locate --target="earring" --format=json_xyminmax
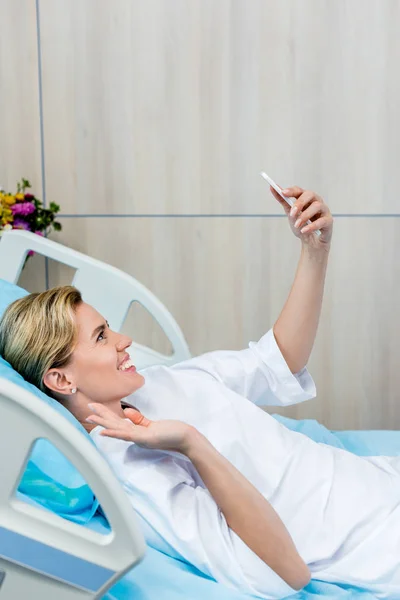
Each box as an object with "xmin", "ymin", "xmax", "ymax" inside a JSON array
[{"xmin": 71, "ymin": 388, "xmax": 77, "ymax": 394}]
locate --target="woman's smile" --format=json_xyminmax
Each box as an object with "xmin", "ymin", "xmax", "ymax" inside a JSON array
[{"xmin": 118, "ymin": 355, "xmax": 137, "ymax": 373}]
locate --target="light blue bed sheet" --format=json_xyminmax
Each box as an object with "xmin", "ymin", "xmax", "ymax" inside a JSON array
[{"xmin": 98, "ymin": 414, "xmax": 400, "ymax": 600}]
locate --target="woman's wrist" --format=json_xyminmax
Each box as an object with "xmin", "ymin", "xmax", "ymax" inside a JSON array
[
  {"xmin": 180, "ymin": 426, "xmax": 208, "ymax": 456},
  {"xmin": 301, "ymin": 239, "xmax": 331, "ymax": 264}
]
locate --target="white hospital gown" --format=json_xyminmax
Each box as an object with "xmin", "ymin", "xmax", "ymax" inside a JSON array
[{"xmin": 90, "ymin": 329, "xmax": 400, "ymax": 599}]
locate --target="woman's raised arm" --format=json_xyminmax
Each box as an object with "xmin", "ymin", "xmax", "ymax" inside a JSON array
[{"xmin": 271, "ymin": 185, "xmax": 333, "ymax": 373}]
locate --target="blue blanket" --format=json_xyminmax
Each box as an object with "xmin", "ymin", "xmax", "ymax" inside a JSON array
[{"xmin": 98, "ymin": 413, "xmax": 399, "ymax": 600}]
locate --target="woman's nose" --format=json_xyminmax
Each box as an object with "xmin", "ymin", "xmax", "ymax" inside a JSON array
[{"xmin": 116, "ymin": 333, "xmax": 132, "ymax": 351}]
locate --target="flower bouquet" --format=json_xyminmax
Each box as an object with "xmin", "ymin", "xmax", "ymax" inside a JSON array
[{"xmin": 0, "ymin": 178, "xmax": 62, "ymax": 262}]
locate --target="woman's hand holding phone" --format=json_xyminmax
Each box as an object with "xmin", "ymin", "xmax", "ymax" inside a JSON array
[{"xmin": 260, "ymin": 172, "xmax": 333, "ymax": 250}]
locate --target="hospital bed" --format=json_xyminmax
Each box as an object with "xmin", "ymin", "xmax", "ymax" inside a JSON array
[{"xmin": 0, "ymin": 229, "xmax": 398, "ymax": 600}]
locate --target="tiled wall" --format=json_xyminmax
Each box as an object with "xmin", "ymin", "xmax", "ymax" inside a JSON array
[{"xmin": 2, "ymin": 0, "xmax": 400, "ymax": 429}]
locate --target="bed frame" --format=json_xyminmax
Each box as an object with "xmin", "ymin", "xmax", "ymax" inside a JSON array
[
  {"xmin": 0, "ymin": 229, "xmax": 191, "ymax": 370},
  {"xmin": 0, "ymin": 229, "xmax": 191, "ymax": 599}
]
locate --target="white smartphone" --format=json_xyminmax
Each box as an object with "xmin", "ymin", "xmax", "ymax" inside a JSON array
[{"xmin": 259, "ymin": 171, "xmax": 321, "ymax": 237}]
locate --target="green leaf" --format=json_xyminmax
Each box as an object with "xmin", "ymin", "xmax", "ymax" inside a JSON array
[
  {"xmin": 53, "ymin": 221, "xmax": 62, "ymax": 231},
  {"xmin": 49, "ymin": 202, "xmax": 60, "ymax": 213}
]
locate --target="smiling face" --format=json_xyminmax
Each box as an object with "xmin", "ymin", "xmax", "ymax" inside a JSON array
[{"xmin": 44, "ymin": 302, "xmax": 145, "ymax": 405}]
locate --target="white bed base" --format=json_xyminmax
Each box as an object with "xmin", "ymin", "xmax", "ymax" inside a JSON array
[{"xmin": 0, "ymin": 230, "xmax": 192, "ymax": 598}]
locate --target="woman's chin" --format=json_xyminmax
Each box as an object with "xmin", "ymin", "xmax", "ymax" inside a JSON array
[{"xmin": 121, "ymin": 372, "xmax": 145, "ymax": 395}]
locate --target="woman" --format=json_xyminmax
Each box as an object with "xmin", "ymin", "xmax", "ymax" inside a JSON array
[{"xmin": 1, "ymin": 186, "xmax": 399, "ymax": 600}]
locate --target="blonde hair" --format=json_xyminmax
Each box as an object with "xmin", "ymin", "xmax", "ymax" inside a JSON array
[{"xmin": 0, "ymin": 286, "xmax": 82, "ymax": 395}]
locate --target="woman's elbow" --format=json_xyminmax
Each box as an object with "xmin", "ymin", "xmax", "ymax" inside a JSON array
[{"xmin": 289, "ymin": 566, "xmax": 311, "ymax": 591}]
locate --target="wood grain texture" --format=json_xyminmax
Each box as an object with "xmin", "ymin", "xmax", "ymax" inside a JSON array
[
  {"xmin": 0, "ymin": 0, "xmax": 42, "ymax": 195},
  {"xmin": 17, "ymin": 253, "xmax": 46, "ymax": 293},
  {"xmin": 38, "ymin": 0, "xmax": 400, "ymax": 215},
  {"xmin": 0, "ymin": 0, "xmax": 45, "ymax": 293},
  {"xmin": 48, "ymin": 216, "xmax": 400, "ymax": 430}
]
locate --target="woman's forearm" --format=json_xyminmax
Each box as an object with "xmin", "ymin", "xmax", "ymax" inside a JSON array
[
  {"xmin": 183, "ymin": 428, "xmax": 311, "ymax": 591},
  {"xmin": 273, "ymin": 243, "xmax": 330, "ymax": 373}
]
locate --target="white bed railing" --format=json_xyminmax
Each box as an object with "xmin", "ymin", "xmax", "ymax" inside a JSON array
[
  {"xmin": 0, "ymin": 377, "xmax": 146, "ymax": 599},
  {"xmin": 0, "ymin": 230, "xmax": 192, "ymax": 597},
  {"xmin": 0, "ymin": 230, "xmax": 191, "ymax": 370}
]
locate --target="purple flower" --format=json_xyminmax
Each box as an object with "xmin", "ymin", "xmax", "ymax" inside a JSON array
[
  {"xmin": 13, "ymin": 218, "xmax": 32, "ymax": 231},
  {"xmin": 11, "ymin": 201, "xmax": 36, "ymax": 216}
]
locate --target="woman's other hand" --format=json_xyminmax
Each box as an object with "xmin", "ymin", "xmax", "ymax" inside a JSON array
[
  {"xmin": 270, "ymin": 185, "xmax": 333, "ymax": 251},
  {"xmin": 86, "ymin": 403, "xmax": 194, "ymax": 452}
]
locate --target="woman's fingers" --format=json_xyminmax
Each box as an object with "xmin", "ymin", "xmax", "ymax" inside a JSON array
[
  {"xmin": 86, "ymin": 413, "xmax": 119, "ymax": 428},
  {"xmin": 289, "ymin": 190, "xmax": 315, "ymax": 215},
  {"xmin": 86, "ymin": 414, "xmax": 102, "ymax": 425},
  {"xmin": 124, "ymin": 408, "xmax": 152, "ymax": 427},
  {"xmin": 86, "ymin": 404, "xmax": 116, "ymax": 426},
  {"xmin": 100, "ymin": 429, "xmax": 119, "ymax": 437},
  {"xmin": 86, "ymin": 403, "xmax": 153, "ymax": 437},
  {"xmin": 281, "ymin": 186, "xmax": 304, "ymax": 199},
  {"xmin": 293, "ymin": 200, "xmax": 325, "ymax": 230},
  {"xmin": 100, "ymin": 428, "xmax": 132, "ymax": 440},
  {"xmin": 272, "ymin": 185, "xmax": 333, "ymax": 245},
  {"xmin": 299, "ymin": 216, "xmax": 330, "ymax": 235}
]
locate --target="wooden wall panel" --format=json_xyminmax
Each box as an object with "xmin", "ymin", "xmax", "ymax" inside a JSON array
[
  {"xmin": 39, "ymin": 0, "xmax": 400, "ymax": 215},
  {"xmin": 48, "ymin": 216, "xmax": 400, "ymax": 430},
  {"xmin": 0, "ymin": 0, "xmax": 45, "ymax": 292},
  {"xmin": 0, "ymin": 0, "xmax": 42, "ymax": 194}
]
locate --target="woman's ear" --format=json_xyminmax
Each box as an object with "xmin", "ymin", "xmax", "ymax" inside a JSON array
[{"xmin": 43, "ymin": 369, "xmax": 74, "ymax": 396}]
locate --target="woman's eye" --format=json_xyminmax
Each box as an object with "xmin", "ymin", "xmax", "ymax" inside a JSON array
[{"xmin": 97, "ymin": 329, "xmax": 106, "ymax": 342}]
